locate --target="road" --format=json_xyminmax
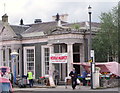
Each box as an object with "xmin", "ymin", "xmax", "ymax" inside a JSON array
[{"xmin": 13, "ymin": 86, "xmax": 119, "ymax": 93}]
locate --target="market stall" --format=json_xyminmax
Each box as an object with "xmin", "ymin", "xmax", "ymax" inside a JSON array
[
  {"xmin": 0, "ymin": 66, "xmax": 10, "ymax": 77},
  {"xmin": 72, "ymin": 62, "xmax": 120, "ymax": 87},
  {"xmin": 72, "ymin": 62, "xmax": 120, "ymax": 77}
]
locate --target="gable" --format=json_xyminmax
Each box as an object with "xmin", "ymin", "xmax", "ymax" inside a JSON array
[{"xmin": 0, "ymin": 22, "xmax": 16, "ymax": 40}]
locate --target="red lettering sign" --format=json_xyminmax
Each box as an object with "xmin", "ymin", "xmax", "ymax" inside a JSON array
[{"xmin": 50, "ymin": 53, "xmax": 68, "ymax": 63}]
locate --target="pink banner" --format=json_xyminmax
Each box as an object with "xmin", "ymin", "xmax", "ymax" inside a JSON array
[{"xmin": 50, "ymin": 53, "xmax": 68, "ymax": 63}]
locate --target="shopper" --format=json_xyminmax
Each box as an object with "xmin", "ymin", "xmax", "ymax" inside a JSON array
[{"xmin": 69, "ymin": 68, "xmax": 78, "ymax": 90}]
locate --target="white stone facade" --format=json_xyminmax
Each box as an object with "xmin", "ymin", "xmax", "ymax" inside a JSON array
[{"xmin": 0, "ymin": 14, "xmax": 100, "ymax": 80}]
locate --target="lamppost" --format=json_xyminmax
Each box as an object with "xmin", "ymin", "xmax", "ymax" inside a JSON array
[
  {"xmin": 88, "ymin": 5, "xmax": 92, "ymax": 56},
  {"xmin": 88, "ymin": 5, "xmax": 94, "ymax": 89},
  {"xmin": 11, "ymin": 50, "xmax": 18, "ymax": 84}
]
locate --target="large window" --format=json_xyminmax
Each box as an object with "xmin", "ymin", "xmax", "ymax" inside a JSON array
[
  {"xmin": 44, "ymin": 48, "xmax": 49, "ymax": 74},
  {"xmin": 54, "ymin": 43, "xmax": 67, "ymax": 53},
  {"xmin": 26, "ymin": 49, "xmax": 34, "ymax": 74},
  {"xmin": 3, "ymin": 50, "xmax": 5, "ymax": 61},
  {"xmin": 2, "ymin": 49, "xmax": 6, "ymax": 66},
  {"xmin": 9, "ymin": 49, "xmax": 11, "ymax": 60},
  {"xmin": 24, "ymin": 47, "xmax": 35, "ymax": 77},
  {"xmin": 73, "ymin": 43, "xmax": 80, "ymax": 62},
  {"xmin": 9, "ymin": 49, "xmax": 12, "ymax": 69}
]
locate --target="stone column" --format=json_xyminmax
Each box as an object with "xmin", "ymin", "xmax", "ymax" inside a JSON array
[
  {"xmin": 67, "ymin": 43, "xmax": 73, "ymax": 77},
  {"xmin": 16, "ymin": 49, "xmax": 19, "ymax": 76},
  {"xmin": 18, "ymin": 48, "xmax": 22, "ymax": 76},
  {"xmin": 48, "ymin": 44, "xmax": 54, "ymax": 76},
  {"xmin": 11, "ymin": 49, "xmax": 15, "ymax": 75},
  {"xmin": 0, "ymin": 47, "xmax": 3, "ymax": 66},
  {"xmin": 80, "ymin": 44, "xmax": 85, "ymax": 62},
  {"xmin": 5, "ymin": 47, "xmax": 9, "ymax": 66}
]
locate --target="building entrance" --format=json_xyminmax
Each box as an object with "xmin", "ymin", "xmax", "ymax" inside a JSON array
[
  {"xmin": 73, "ymin": 43, "xmax": 81, "ymax": 74},
  {"xmin": 54, "ymin": 63, "xmax": 67, "ymax": 81}
]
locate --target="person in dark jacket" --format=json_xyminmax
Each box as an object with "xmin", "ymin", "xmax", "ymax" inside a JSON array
[{"xmin": 69, "ymin": 68, "xmax": 78, "ymax": 90}]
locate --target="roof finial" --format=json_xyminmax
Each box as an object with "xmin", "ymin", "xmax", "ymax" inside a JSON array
[
  {"xmin": 56, "ymin": 13, "xmax": 60, "ymax": 21},
  {"xmin": 20, "ymin": 19, "xmax": 24, "ymax": 25}
]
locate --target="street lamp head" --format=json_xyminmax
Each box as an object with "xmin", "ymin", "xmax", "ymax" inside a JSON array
[
  {"xmin": 11, "ymin": 50, "xmax": 18, "ymax": 56},
  {"xmin": 88, "ymin": 5, "xmax": 92, "ymax": 14}
]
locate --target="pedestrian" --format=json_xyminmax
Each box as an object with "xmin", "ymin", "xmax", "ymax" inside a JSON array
[
  {"xmin": 69, "ymin": 68, "xmax": 78, "ymax": 90},
  {"xmin": 27, "ymin": 70, "xmax": 33, "ymax": 87},
  {"xmin": 81, "ymin": 70, "xmax": 88, "ymax": 86},
  {"xmin": 53, "ymin": 70, "xmax": 59, "ymax": 85}
]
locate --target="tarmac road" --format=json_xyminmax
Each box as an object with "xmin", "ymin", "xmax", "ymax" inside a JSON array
[{"xmin": 13, "ymin": 86, "xmax": 119, "ymax": 93}]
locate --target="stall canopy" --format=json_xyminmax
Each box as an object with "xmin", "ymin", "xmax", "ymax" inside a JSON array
[
  {"xmin": 72, "ymin": 62, "xmax": 120, "ymax": 76},
  {"xmin": 0, "ymin": 66, "xmax": 10, "ymax": 76}
]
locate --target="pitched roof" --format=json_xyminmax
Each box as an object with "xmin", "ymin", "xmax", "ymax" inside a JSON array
[
  {"xmin": 20, "ymin": 21, "xmax": 100, "ymax": 38},
  {"xmin": 10, "ymin": 25, "xmax": 29, "ymax": 35},
  {"xmin": 22, "ymin": 21, "xmax": 67, "ymax": 34}
]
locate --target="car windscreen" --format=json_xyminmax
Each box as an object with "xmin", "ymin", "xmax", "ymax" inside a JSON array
[{"xmin": 0, "ymin": 82, "xmax": 12, "ymax": 92}]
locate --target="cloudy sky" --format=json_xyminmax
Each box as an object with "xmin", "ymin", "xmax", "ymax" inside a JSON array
[{"xmin": 0, "ymin": 0, "xmax": 118, "ymax": 25}]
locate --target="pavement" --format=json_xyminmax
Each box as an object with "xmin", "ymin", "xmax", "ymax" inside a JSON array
[{"xmin": 13, "ymin": 84, "xmax": 119, "ymax": 92}]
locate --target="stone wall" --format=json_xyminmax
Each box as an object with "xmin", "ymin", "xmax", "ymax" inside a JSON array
[{"xmin": 100, "ymin": 79, "xmax": 120, "ymax": 88}]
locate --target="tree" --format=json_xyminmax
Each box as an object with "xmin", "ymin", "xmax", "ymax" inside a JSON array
[
  {"xmin": 72, "ymin": 23, "xmax": 80, "ymax": 30},
  {"xmin": 118, "ymin": 2, "xmax": 120, "ymax": 63},
  {"xmin": 92, "ymin": 5, "xmax": 118, "ymax": 62}
]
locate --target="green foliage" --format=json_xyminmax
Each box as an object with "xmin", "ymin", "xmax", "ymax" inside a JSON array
[
  {"xmin": 72, "ymin": 23, "xmax": 80, "ymax": 30},
  {"xmin": 93, "ymin": 6, "xmax": 118, "ymax": 62},
  {"xmin": 118, "ymin": 2, "xmax": 120, "ymax": 63}
]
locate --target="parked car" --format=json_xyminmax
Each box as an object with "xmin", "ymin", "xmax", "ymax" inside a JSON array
[{"xmin": 0, "ymin": 77, "xmax": 13, "ymax": 93}]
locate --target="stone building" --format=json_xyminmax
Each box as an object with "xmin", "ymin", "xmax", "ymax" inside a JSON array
[{"xmin": 0, "ymin": 13, "xmax": 100, "ymax": 80}]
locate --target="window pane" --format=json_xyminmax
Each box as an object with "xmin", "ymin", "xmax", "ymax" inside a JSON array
[
  {"xmin": 54, "ymin": 45, "xmax": 59, "ymax": 53},
  {"xmin": 26, "ymin": 49, "xmax": 34, "ymax": 74},
  {"xmin": 44, "ymin": 48, "xmax": 49, "ymax": 74},
  {"xmin": 3, "ymin": 50, "xmax": 5, "ymax": 61},
  {"xmin": 54, "ymin": 44, "xmax": 67, "ymax": 53}
]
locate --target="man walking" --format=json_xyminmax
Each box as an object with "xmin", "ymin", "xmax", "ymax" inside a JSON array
[
  {"xmin": 27, "ymin": 70, "xmax": 33, "ymax": 87},
  {"xmin": 69, "ymin": 68, "xmax": 78, "ymax": 90}
]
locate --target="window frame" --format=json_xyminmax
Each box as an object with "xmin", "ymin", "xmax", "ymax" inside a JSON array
[
  {"xmin": 41, "ymin": 45, "xmax": 50, "ymax": 76},
  {"xmin": 24, "ymin": 46, "xmax": 35, "ymax": 78}
]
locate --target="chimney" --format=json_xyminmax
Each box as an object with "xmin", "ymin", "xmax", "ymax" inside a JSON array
[
  {"xmin": 34, "ymin": 19, "xmax": 42, "ymax": 23},
  {"xmin": 2, "ymin": 14, "xmax": 8, "ymax": 23},
  {"xmin": 52, "ymin": 14, "xmax": 68, "ymax": 22},
  {"xmin": 20, "ymin": 19, "xmax": 24, "ymax": 25},
  {"xmin": 55, "ymin": 13, "xmax": 61, "ymax": 27}
]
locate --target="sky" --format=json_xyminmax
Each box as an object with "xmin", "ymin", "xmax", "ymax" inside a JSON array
[{"xmin": 0, "ymin": 0, "xmax": 119, "ymax": 25}]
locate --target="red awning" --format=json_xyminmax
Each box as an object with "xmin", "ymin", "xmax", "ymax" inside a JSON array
[{"xmin": 72, "ymin": 62, "xmax": 120, "ymax": 76}]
